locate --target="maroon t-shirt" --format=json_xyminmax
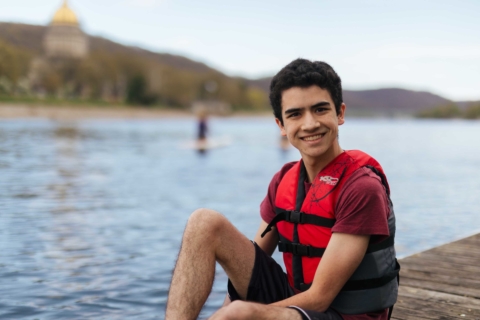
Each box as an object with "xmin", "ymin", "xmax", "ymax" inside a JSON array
[{"xmin": 260, "ymin": 161, "xmax": 391, "ymax": 320}]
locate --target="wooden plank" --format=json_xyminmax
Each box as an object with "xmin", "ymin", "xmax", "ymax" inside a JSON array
[
  {"xmin": 399, "ymin": 262, "xmax": 480, "ymax": 276},
  {"xmin": 392, "ymin": 290, "xmax": 480, "ymax": 319},
  {"xmin": 399, "ymin": 277, "xmax": 480, "ymax": 299},
  {"xmin": 399, "ymin": 262, "xmax": 480, "ymax": 280},
  {"xmin": 392, "ymin": 233, "xmax": 480, "ymax": 320},
  {"xmin": 398, "ymin": 286, "xmax": 480, "ymax": 309},
  {"xmin": 400, "ymin": 269, "xmax": 480, "ymax": 290},
  {"xmin": 400, "ymin": 259, "xmax": 480, "ymax": 273},
  {"xmin": 413, "ymin": 251, "xmax": 480, "ymax": 266},
  {"xmin": 393, "ymin": 295, "xmax": 479, "ymax": 319},
  {"xmin": 422, "ymin": 251, "xmax": 480, "ymax": 261}
]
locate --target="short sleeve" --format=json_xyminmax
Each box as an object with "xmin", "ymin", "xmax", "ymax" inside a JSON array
[
  {"xmin": 332, "ymin": 167, "xmax": 390, "ymax": 240},
  {"xmin": 260, "ymin": 162, "xmax": 297, "ymax": 223}
]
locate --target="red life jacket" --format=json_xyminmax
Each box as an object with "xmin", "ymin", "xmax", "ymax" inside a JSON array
[{"xmin": 262, "ymin": 150, "xmax": 399, "ymax": 314}]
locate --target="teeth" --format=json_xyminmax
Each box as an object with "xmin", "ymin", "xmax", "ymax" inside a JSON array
[{"xmin": 303, "ymin": 134, "xmax": 323, "ymax": 141}]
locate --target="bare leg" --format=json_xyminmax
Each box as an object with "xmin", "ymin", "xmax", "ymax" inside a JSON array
[
  {"xmin": 208, "ymin": 301, "xmax": 303, "ymax": 320},
  {"xmin": 165, "ymin": 209, "xmax": 256, "ymax": 320}
]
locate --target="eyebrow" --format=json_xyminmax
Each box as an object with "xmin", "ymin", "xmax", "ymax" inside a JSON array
[{"xmin": 284, "ymin": 101, "xmax": 331, "ymax": 115}]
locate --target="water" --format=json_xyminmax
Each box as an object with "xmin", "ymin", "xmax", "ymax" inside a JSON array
[{"xmin": 1, "ymin": 117, "xmax": 479, "ymax": 319}]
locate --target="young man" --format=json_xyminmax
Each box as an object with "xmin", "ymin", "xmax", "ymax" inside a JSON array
[{"xmin": 166, "ymin": 59, "xmax": 399, "ymax": 320}]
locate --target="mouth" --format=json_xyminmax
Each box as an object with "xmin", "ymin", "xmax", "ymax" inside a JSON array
[{"xmin": 301, "ymin": 133, "xmax": 326, "ymax": 141}]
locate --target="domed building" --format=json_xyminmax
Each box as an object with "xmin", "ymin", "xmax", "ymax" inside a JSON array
[{"xmin": 43, "ymin": 0, "xmax": 88, "ymax": 59}]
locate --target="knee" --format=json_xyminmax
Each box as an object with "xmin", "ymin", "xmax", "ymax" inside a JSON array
[
  {"xmin": 187, "ymin": 208, "xmax": 226, "ymax": 234},
  {"xmin": 220, "ymin": 301, "xmax": 253, "ymax": 319}
]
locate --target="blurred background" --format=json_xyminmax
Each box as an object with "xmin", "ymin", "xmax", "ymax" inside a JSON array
[{"xmin": 0, "ymin": 0, "xmax": 479, "ymax": 319}]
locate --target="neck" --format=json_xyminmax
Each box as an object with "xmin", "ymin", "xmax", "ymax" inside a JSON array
[{"xmin": 303, "ymin": 143, "xmax": 343, "ymax": 183}]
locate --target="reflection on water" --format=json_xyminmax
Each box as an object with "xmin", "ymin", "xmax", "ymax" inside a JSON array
[{"xmin": 1, "ymin": 118, "xmax": 480, "ymax": 319}]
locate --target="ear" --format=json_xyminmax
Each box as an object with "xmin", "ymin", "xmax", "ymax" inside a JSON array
[
  {"xmin": 275, "ymin": 118, "xmax": 287, "ymax": 136},
  {"xmin": 338, "ymin": 103, "xmax": 346, "ymax": 125}
]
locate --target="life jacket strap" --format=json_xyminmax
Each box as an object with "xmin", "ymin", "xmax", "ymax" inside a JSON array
[
  {"xmin": 299, "ymin": 259, "xmax": 401, "ymax": 292},
  {"xmin": 278, "ymin": 242, "xmax": 326, "ymax": 258},
  {"xmin": 261, "ymin": 208, "xmax": 336, "ymax": 238},
  {"xmin": 277, "ymin": 235, "xmax": 393, "ymax": 258}
]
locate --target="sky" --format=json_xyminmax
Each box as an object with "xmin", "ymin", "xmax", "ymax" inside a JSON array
[{"xmin": 1, "ymin": 0, "xmax": 479, "ymax": 101}]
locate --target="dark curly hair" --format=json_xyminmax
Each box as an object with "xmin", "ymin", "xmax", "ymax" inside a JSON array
[{"xmin": 269, "ymin": 59, "xmax": 343, "ymax": 125}]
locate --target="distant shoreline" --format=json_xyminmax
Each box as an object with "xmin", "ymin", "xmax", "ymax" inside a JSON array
[
  {"xmin": 0, "ymin": 104, "xmax": 192, "ymax": 120},
  {"xmin": 0, "ymin": 104, "xmax": 275, "ymax": 120}
]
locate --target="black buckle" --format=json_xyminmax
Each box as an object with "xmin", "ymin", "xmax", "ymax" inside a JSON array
[
  {"xmin": 287, "ymin": 210, "xmax": 302, "ymax": 223},
  {"xmin": 291, "ymin": 244, "xmax": 299, "ymax": 255},
  {"xmin": 291, "ymin": 243, "xmax": 312, "ymax": 257}
]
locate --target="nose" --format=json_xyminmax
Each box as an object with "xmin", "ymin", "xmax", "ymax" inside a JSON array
[{"xmin": 301, "ymin": 111, "xmax": 320, "ymax": 131}]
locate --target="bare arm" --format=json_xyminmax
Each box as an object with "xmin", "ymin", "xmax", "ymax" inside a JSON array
[
  {"xmin": 253, "ymin": 219, "xmax": 279, "ymax": 256},
  {"xmin": 271, "ymin": 232, "xmax": 369, "ymax": 312}
]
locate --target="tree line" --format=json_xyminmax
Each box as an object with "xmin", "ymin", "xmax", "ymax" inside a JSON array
[
  {"xmin": 416, "ymin": 103, "xmax": 480, "ymax": 119},
  {"xmin": 0, "ymin": 39, "xmax": 269, "ymax": 111}
]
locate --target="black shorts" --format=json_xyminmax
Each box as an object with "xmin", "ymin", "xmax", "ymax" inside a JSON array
[{"xmin": 228, "ymin": 242, "xmax": 343, "ymax": 320}]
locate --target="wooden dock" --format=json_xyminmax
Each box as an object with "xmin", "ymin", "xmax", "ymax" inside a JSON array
[{"xmin": 392, "ymin": 233, "xmax": 480, "ymax": 320}]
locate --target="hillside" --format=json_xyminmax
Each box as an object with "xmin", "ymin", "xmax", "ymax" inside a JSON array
[
  {"xmin": 0, "ymin": 22, "xmax": 218, "ymax": 74},
  {"xmin": 343, "ymin": 88, "xmax": 451, "ymax": 116}
]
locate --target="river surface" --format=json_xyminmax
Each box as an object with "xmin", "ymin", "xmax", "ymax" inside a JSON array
[{"xmin": 1, "ymin": 117, "xmax": 479, "ymax": 319}]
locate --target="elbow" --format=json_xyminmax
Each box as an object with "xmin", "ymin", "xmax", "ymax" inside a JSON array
[{"xmin": 303, "ymin": 287, "xmax": 334, "ymax": 313}]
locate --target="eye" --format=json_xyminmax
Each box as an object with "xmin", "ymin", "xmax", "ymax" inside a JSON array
[
  {"xmin": 286, "ymin": 112, "xmax": 300, "ymax": 118},
  {"xmin": 315, "ymin": 107, "xmax": 328, "ymax": 113}
]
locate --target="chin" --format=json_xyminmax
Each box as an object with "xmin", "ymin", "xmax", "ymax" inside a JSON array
[{"xmin": 303, "ymin": 149, "xmax": 327, "ymax": 159}]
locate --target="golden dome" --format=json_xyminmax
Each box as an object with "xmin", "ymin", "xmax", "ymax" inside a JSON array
[{"xmin": 51, "ymin": 0, "xmax": 79, "ymax": 26}]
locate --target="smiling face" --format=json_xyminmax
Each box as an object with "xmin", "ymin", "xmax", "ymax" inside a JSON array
[{"xmin": 276, "ymin": 85, "xmax": 346, "ymax": 177}]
